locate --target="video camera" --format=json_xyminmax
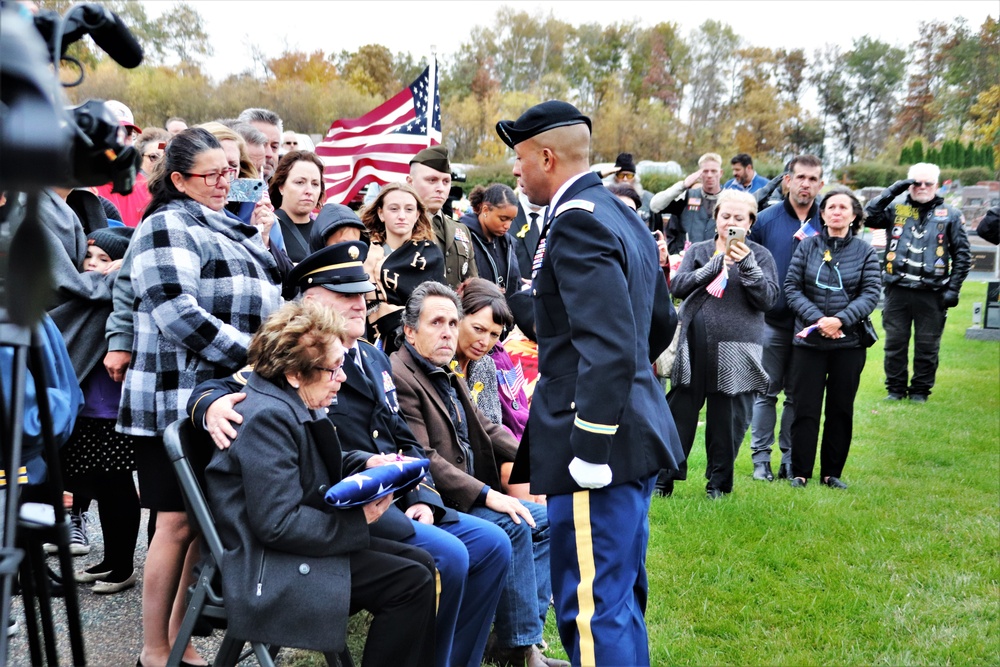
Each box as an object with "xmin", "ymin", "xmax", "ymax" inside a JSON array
[{"xmin": 0, "ymin": 1, "xmax": 144, "ymax": 194}]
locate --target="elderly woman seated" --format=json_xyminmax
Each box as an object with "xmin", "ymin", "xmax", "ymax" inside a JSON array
[{"xmin": 204, "ymin": 300, "xmax": 435, "ymax": 667}]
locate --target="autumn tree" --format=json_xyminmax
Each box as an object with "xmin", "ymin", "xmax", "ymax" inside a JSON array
[{"xmin": 683, "ymin": 20, "xmax": 742, "ymax": 157}]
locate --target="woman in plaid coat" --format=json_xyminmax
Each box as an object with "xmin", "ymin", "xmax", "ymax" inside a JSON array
[{"xmin": 119, "ymin": 128, "xmax": 282, "ymax": 667}]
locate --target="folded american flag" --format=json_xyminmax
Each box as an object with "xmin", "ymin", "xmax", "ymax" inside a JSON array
[
  {"xmin": 324, "ymin": 459, "xmax": 429, "ymax": 509},
  {"xmin": 706, "ymin": 264, "xmax": 728, "ymax": 298},
  {"xmin": 794, "ymin": 221, "xmax": 819, "ymax": 241}
]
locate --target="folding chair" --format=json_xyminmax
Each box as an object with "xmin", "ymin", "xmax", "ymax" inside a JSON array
[{"xmin": 163, "ymin": 419, "xmax": 354, "ymax": 667}]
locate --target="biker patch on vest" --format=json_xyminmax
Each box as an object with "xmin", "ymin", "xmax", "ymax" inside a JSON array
[
  {"xmin": 934, "ymin": 208, "xmax": 948, "ymax": 218},
  {"xmin": 688, "ymin": 197, "xmax": 701, "ymax": 211},
  {"xmin": 894, "ymin": 203, "xmax": 918, "ymax": 227}
]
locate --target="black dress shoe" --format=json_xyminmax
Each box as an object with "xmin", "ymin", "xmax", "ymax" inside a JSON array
[
  {"xmin": 778, "ymin": 463, "xmax": 791, "ymax": 480},
  {"xmin": 706, "ymin": 488, "xmax": 725, "ymax": 499},
  {"xmin": 753, "ymin": 462, "xmax": 774, "ymax": 482},
  {"xmin": 821, "ymin": 476, "xmax": 848, "ymax": 490},
  {"xmin": 790, "ymin": 477, "xmax": 807, "ymax": 488},
  {"xmin": 654, "ymin": 478, "xmax": 674, "ymax": 497}
]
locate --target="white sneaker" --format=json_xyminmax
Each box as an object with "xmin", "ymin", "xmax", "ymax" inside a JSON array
[
  {"xmin": 7, "ymin": 617, "xmax": 18, "ymax": 637},
  {"xmin": 68, "ymin": 511, "xmax": 92, "ymax": 556}
]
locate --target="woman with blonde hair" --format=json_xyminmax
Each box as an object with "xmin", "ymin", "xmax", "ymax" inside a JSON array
[{"xmin": 658, "ymin": 189, "xmax": 779, "ymax": 499}]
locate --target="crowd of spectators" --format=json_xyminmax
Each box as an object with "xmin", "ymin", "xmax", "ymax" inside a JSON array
[{"xmin": 2, "ymin": 93, "xmax": 978, "ymax": 666}]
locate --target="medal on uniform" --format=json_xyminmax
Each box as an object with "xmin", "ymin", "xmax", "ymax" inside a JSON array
[
  {"xmin": 886, "ymin": 252, "xmax": 896, "ymax": 261},
  {"xmin": 936, "ymin": 247, "xmax": 944, "ymax": 257}
]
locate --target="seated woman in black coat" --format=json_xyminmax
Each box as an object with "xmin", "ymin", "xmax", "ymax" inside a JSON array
[
  {"xmin": 784, "ymin": 187, "xmax": 880, "ymax": 490},
  {"xmin": 204, "ymin": 300, "xmax": 435, "ymax": 666}
]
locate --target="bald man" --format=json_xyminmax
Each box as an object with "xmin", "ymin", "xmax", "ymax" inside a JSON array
[{"xmin": 496, "ymin": 102, "xmax": 684, "ymax": 666}]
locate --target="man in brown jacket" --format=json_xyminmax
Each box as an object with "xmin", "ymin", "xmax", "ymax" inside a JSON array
[{"xmin": 391, "ymin": 281, "xmax": 566, "ymax": 667}]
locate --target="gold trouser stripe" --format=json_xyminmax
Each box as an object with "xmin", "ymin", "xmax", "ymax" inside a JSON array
[
  {"xmin": 573, "ymin": 491, "xmax": 597, "ymax": 666},
  {"xmin": 435, "ymin": 567, "xmax": 441, "ymax": 615}
]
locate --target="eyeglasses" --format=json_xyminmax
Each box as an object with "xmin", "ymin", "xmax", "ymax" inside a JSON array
[
  {"xmin": 143, "ymin": 153, "xmax": 163, "ymax": 163},
  {"xmin": 314, "ymin": 362, "xmax": 345, "ymax": 382},
  {"xmin": 183, "ymin": 168, "xmax": 238, "ymax": 187},
  {"xmin": 815, "ymin": 264, "xmax": 844, "ymax": 291},
  {"xmin": 912, "ymin": 181, "xmax": 936, "ymax": 188}
]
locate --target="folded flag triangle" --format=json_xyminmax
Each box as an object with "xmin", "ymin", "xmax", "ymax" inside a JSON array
[{"xmin": 324, "ymin": 459, "xmax": 429, "ymax": 508}]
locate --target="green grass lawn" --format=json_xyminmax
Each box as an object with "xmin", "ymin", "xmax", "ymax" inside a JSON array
[
  {"xmin": 291, "ymin": 280, "xmax": 999, "ymax": 666},
  {"xmin": 645, "ymin": 279, "xmax": 999, "ymax": 666}
]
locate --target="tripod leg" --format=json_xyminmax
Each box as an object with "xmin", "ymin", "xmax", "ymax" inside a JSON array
[{"xmin": 28, "ymin": 333, "xmax": 87, "ymax": 665}]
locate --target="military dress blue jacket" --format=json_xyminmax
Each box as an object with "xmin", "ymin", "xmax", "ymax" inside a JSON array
[{"xmin": 513, "ymin": 171, "xmax": 684, "ymax": 496}]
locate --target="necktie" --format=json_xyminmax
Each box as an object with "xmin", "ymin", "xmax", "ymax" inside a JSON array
[
  {"xmin": 529, "ymin": 211, "xmax": 538, "ymax": 231},
  {"xmin": 347, "ymin": 348, "xmax": 377, "ymax": 396}
]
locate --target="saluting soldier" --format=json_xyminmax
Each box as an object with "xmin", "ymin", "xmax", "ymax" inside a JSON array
[{"xmin": 496, "ymin": 101, "xmax": 685, "ymax": 667}]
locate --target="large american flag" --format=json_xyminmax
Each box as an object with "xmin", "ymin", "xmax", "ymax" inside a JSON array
[{"xmin": 315, "ymin": 64, "xmax": 441, "ymax": 205}]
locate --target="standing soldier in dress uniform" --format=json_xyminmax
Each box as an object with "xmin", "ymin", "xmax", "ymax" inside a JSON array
[
  {"xmin": 496, "ymin": 101, "xmax": 685, "ymax": 666},
  {"xmin": 864, "ymin": 162, "xmax": 970, "ymax": 402},
  {"xmin": 407, "ymin": 146, "xmax": 478, "ymax": 288}
]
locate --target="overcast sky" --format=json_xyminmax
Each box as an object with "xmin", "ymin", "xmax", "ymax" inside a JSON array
[{"xmin": 161, "ymin": 0, "xmax": 997, "ymax": 80}]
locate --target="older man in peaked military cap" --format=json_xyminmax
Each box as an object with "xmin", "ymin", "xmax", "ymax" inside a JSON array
[{"xmin": 496, "ymin": 101, "xmax": 685, "ymax": 666}]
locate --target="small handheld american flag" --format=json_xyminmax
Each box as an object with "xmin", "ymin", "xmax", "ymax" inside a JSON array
[{"xmin": 706, "ymin": 264, "xmax": 728, "ymax": 298}]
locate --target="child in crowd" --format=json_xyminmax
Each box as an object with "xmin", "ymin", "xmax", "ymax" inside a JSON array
[{"xmin": 61, "ymin": 227, "xmax": 141, "ymax": 594}]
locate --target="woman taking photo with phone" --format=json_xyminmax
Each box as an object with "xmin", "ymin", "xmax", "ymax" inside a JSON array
[
  {"xmin": 784, "ymin": 187, "xmax": 880, "ymax": 490},
  {"xmin": 657, "ymin": 189, "xmax": 779, "ymax": 499}
]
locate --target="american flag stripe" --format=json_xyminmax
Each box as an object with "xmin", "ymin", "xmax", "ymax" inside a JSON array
[
  {"xmin": 316, "ymin": 64, "xmax": 441, "ymax": 205},
  {"xmin": 498, "ymin": 363, "xmax": 526, "ymax": 400},
  {"xmin": 706, "ymin": 264, "xmax": 728, "ymax": 298}
]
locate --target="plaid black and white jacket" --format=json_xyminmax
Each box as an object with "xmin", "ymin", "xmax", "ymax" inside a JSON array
[{"xmin": 119, "ymin": 198, "xmax": 282, "ymax": 436}]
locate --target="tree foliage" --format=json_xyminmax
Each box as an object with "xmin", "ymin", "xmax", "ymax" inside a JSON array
[{"xmin": 48, "ymin": 2, "xmax": 996, "ymax": 177}]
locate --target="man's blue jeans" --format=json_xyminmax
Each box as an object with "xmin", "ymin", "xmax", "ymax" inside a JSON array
[
  {"xmin": 749, "ymin": 322, "xmax": 794, "ymax": 466},
  {"xmin": 469, "ymin": 499, "xmax": 550, "ymax": 648}
]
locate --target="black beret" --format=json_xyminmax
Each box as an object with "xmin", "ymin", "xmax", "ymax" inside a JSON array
[
  {"xmin": 287, "ymin": 241, "xmax": 375, "ymax": 295},
  {"xmin": 495, "ymin": 100, "xmax": 592, "ymax": 149},
  {"xmin": 86, "ymin": 226, "xmax": 134, "ymax": 261},
  {"xmin": 613, "ymin": 152, "xmax": 637, "ymax": 174},
  {"xmin": 309, "ymin": 203, "xmax": 367, "ymax": 252},
  {"xmin": 409, "ymin": 145, "xmax": 450, "ymax": 174}
]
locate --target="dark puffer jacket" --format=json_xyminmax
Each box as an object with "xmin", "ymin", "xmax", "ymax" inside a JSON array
[{"xmin": 784, "ymin": 229, "xmax": 881, "ymax": 350}]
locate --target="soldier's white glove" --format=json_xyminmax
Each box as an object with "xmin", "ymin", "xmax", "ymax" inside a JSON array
[{"xmin": 568, "ymin": 457, "xmax": 612, "ymax": 489}]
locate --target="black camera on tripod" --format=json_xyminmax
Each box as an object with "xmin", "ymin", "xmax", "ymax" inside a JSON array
[
  {"xmin": 0, "ymin": 3, "xmax": 145, "ymax": 662},
  {"xmin": 0, "ymin": 1, "xmax": 144, "ymax": 195}
]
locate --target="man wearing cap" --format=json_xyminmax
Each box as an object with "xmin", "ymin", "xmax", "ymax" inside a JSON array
[
  {"xmin": 496, "ymin": 101, "xmax": 684, "ymax": 666},
  {"xmin": 602, "ymin": 152, "xmax": 655, "ymax": 227},
  {"xmin": 407, "ymin": 146, "xmax": 478, "ymax": 288},
  {"xmin": 94, "ymin": 100, "xmax": 148, "ymax": 227},
  {"xmin": 188, "ymin": 242, "xmax": 511, "ymax": 667}
]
